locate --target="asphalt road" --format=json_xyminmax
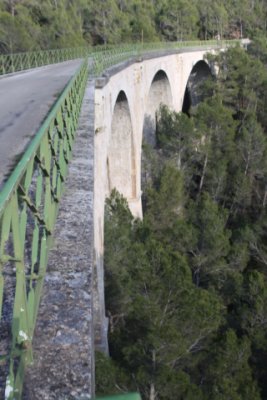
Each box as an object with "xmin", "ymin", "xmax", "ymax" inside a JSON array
[{"xmin": 0, "ymin": 59, "xmax": 82, "ymax": 188}]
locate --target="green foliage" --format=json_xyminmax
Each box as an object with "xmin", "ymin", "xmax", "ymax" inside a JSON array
[
  {"xmin": 104, "ymin": 190, "xmax": 136, "ymax": 315},
  {"xmin": 204, "ymin": 330, "xmax": 261, "ymax": 400},
  {"xmin": 104, "ymin": 192, "xmax": 223, "ymax": 399},
  {"xmin": 1, "ymin": 0, "xmax": 267, "ymax": 52},
  {"xmin": 188, "ymin": 192, "xmax": 231, "ymax": 287},
  {"xmin": 155, "ymin": 0, "xmax": 199, "ymax": 40},
  {"xmin": 0, "ymin": 10, "xmax": 38, "ymax": 52},
  {"xmin": 156, "ymin": 104, "xmax": 195, "ymax": 171},
  {"xmin": 144, "ymin": 165, "xmax": 184, "ymax": 234},
  {"xmin": 95, "ymin": 351, "xmax": 132, "ymax": 396}
]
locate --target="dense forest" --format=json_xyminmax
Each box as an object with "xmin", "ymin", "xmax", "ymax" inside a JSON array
[
  {"xmin": 96, "ymin": 42, "xmax": 267, "ymax": 399},
  {"xmin": 0, "ymin": 0, "xmax": 267, "ymax": 53}
]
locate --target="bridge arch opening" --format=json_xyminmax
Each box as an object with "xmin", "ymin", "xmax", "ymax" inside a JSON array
[
  {"xmin": 108, "ymin": 91, "xmax": 136, "ymax": 199},
  {"xmin": 182, "ymin": 60, "xmax": 212, "ymax": 115},
  {"xmin": 141, "ymin": 70, "xmax": 172, "ymax": 200},
  {"xmin": 143, "ymin": 70, "xmax": 173, "ymax": 146}
]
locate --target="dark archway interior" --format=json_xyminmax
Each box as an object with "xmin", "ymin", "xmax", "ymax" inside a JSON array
[
  {"xmin": 153, "ymin": 70, "xmax": 169, "ymax": 82},
  {"xmin": 182, "ymin": 87, "xmax": 192, "ymax": 116},
  {"xmin": 116, "ymin": 90, "xmax": 127, "ymax": 103},
  {"xmin": 182, "ymin": 60, "xmax": 212, "ymax": 115}
]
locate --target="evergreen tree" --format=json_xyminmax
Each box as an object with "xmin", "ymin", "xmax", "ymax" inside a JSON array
[{"xmin": 204, "ymin": 330, "xmax": 261, "ymax": 400}]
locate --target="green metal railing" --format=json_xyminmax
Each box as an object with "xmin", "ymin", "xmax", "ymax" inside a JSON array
[
  {"xmin": 0, "ymin": 59, "xmax": 88, "ymax": 399},
  {"xmin": 96, "ymin": 394, "xmax": 141, "ymax": 400},
  {"xmin": 0, "ymin": 39, "xmax": 241, "ymax": 399},
  {"xmin": 91, "ymin": 39, "xmax": 241, "ymax": 76},
  {"xmin": 0, "ymin": 40, "xmax": 241, "ymax": 77},
  {"xmin": 0, "ymin": 47, "xmax": 87, "ymax": 75}
]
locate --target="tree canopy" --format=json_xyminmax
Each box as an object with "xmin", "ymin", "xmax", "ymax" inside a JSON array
[{"xmin": 0, "ymin": 0, "xmax": 267, "ymax": 52}]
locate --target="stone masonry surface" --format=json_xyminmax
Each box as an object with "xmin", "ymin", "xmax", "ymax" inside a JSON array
[{"xmin": 22, "ymin": 78, "xmax": 95, "ymax": 400}]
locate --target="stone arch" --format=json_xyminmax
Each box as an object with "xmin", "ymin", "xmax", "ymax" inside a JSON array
[
  {"xmin": 108, "ymin": 90, "xmax": 136, "ymax": 199},
  {"xmin": 182, "ymin": 60, "xmax": 212, "ymax": 114},
  {"xmin": 143, "ymin": 70, "xmax": 173, "ymax": 146}
]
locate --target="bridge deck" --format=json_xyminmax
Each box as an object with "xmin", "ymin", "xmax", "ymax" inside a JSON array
[{"xmin": 0, "ymin": 59, "xmax": 82, "ymax": 188}]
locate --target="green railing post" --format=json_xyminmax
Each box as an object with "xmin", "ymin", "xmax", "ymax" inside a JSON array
[
  {"xmin": 96, "ymin": 394, "xmax": 141, "ymax": 400},
  {"xmin": 11, "ymin": 54, "xmax": 15, "ymax": 73}
]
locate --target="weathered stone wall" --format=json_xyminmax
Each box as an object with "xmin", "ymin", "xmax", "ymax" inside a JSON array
[{"xmin": 23, "ymin": 79, "xmax": 95, "ymax": 400}]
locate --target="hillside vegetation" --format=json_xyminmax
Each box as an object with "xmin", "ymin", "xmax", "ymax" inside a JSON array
[{"xmin": 0, "ymin": 0, "xmax": 267, "ymax": 53}]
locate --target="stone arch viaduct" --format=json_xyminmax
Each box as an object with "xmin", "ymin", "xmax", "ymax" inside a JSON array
[{"xmin": 94, "ymin": 49, "xmax": 215, "ymax": 346}]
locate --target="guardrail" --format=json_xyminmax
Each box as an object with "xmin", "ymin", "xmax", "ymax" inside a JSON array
[
  {"xmin": 0, "ymin": 40, "xmax": 241, "ymax": 77},
  {"xmin": 96, "ymin": 394, "xmax": 141, "ymax": 400},
  {"xmin": 0, "ymin": 38, "xmax": 242, "ymax": 399},
  {"xmin": 0, "ymin": 47, "xmax": 87, "ymax": 75},
  {"xmin": 0, "ymin": 59, "xmax": 88, "ymax": 399},
  {"xmin": 91, "ymin": 39, "xmax": 241, "ymax": 76}
]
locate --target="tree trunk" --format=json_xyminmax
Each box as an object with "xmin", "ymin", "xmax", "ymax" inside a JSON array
[
  {"xmin": 262, "ymin": 186, "xmax": 267, "ymax": 208},
  {"xmin": 150, "ymin": 383, "xmax": 156, "ymax": 400},
  {"xmin": 199, "ymin": 154, "xmax": 208, "ymax": 193},
  {"xmin": 149, "ymin": 350, "xmax": 157, "ymax": 400}
]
